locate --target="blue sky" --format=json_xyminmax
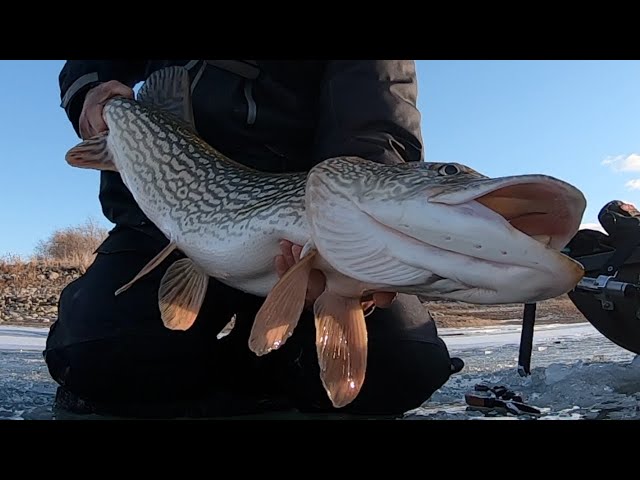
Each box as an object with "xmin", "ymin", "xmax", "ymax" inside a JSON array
[{"xmin": 1, "ymin": 60, "xmax": 638, "ymax": 257}]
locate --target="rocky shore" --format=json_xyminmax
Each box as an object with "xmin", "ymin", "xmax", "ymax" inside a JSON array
[{"xmin": 0, "ymin": 264, "xmax": 82, "ymax": 325}]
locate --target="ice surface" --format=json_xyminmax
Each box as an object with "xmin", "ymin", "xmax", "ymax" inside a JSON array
[
  {"xmin": 406, "ymin": 322, "xmax": 639, "ymax": 420},
  {"xmin": 0, "ymin": 327, "xmax": 48, "ymax": 351},
  {"xmin": 1, "ymin": 323, "xmax": 638, "ymax": 420}
]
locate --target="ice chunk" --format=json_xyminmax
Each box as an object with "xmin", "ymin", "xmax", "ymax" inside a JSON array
[{"xmin": 544, "ymin": 363, "xmax": 574, "ymax": 385}]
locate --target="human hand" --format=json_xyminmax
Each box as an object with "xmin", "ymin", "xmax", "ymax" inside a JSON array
[
  {"xmin": 79, "ymin": 80, "xmax": 134, "ymax": 140},
  {"xmin": 275, "ymin": 240, "xmax": 397, "ymax": 312}
]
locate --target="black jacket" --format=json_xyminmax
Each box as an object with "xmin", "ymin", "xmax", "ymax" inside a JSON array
[{"xmin": 59, "ymin": 60, "xmax": 424, "ymax": 234}]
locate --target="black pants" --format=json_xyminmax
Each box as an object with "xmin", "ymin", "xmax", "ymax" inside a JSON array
[{"xmin": 44, "ymin": 227, "xmax": 458, "ymax": 417}]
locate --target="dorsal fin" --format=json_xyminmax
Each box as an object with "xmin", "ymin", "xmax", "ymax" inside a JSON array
[{"xmin": 136, "ymin": 65, "xmax": 197, "ymax": 131}]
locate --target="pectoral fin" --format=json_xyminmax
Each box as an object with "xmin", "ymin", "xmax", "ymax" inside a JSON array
[
  {"xmin": 314, "ymin": 291, "xmax": 368, "ymax": 408},
  {"xmin": 115, "ymin": 241, "xmax": 177, "ymax": 296},
  {"xmin": 65, "ymin": 132, "xmax": 117, "ymax": 171},
  {"xmin": 249, "ymin": 249, "xmax": 317, "ymax": 356},
  {"xmin": 159, "ymin": 258, "xmax": 209, "ymax": 331}
]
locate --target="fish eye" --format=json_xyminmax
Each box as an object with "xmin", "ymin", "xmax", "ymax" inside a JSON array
[{"xmin": 439, "ymin": 164, "xmax": 460, "ymax": 176}]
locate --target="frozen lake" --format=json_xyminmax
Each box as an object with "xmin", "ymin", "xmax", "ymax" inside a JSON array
[{"xmin": 1, "ymin": 323, "xmax": 638, "ymax": 420}]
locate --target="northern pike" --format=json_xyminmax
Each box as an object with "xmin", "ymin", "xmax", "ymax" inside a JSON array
[{"xmin": 65, "ymin": 66, "xmax": 586, "ymax": 408}]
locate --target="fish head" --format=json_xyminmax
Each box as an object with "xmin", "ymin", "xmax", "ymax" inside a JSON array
[
  {"xmin": 307, "ymin": 158, "xmax": 587, "ymax": 304},
  {"xmin": 420, "ymin": 165, "xmax": 586, "ymax": 303}
]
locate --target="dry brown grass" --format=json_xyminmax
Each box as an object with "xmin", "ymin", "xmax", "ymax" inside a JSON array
[
  {"xmin": 0, "ymin": 256, "xmax": 40, "ymax": 289},
  {"xmin": 428, "ymin": 295, "xmax": 586, "ymax": 328},
  {"xmin": 0, "ymin": 218, "xmax": 109, "ymax": 289},
  {"xmin": 0, "ymin": 256, "xmax": 87, "ymax": 289},
  {"xmin": 33, "ymin": 218, "xmax": 107, "ymax": 267}
]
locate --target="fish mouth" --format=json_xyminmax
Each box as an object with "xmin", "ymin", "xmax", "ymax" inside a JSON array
[{"xmin": 428, "ymin": 174, "xmax": 587, "ymax": 252}]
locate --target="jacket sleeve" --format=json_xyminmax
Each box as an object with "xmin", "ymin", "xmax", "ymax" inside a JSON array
[
  {"xmin": 311, "ymin": 60, "xmax": 424, "ymax": 166},
  {"xmin": 59, "ymin": 60, "xmax": 148, "ymax": 137}
]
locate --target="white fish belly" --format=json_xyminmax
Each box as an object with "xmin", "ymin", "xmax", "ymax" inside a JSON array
[{"xmin": 180, "ymin": 221, "xmax": 310, "ymax": 298}]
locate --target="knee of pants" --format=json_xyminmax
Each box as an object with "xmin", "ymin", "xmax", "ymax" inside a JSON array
[
  {"xmin": 43, "ymin": 347, "xmax": 71, "ymax": 389},
  {"xmin": 44, "ymin": 339, "xmax": 218, "ymax": 404},
  {"xmin": 346, "ymin": 338, "xmax": 454, "ymax": 415}
]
